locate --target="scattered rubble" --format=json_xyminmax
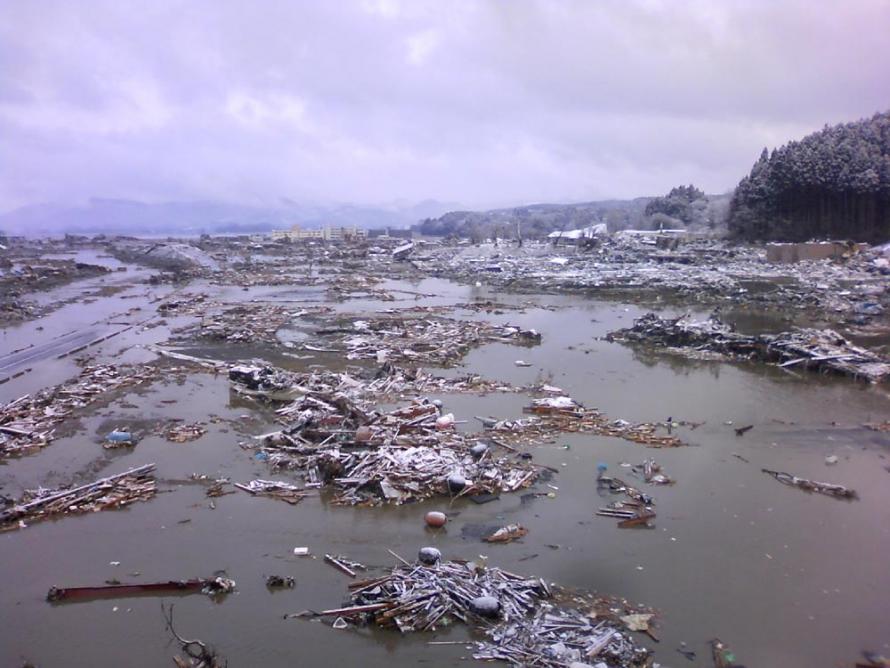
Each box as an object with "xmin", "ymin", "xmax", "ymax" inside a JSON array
[
  {"xmin": 416, "ymin": 238, "xmax": 889, "ymax": 325},
  {"xmin": 0, "ymin": 259, "xmax": 111, "ymax": 324},
  {"xmin": 1, "ymin": 364, "xmax": 158, "ymax": 457},
  {"xmin": 313, "ymin": 315, "xmax": 541, "ymax": 366}
]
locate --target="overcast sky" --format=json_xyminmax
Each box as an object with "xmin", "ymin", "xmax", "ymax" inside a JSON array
[{"xmin": 2, "ymin": 0, "xmax": 889, "ymax": 213}]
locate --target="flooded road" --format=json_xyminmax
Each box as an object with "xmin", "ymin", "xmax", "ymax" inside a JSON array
[{"xmin": 1, "ymin": 272, "xmax": 888, "ymax": 667}]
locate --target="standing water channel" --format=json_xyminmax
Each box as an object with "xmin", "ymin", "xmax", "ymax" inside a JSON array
[{"xmin": 1, "ymin": 274, "xmax": 888, "ymax": 668}]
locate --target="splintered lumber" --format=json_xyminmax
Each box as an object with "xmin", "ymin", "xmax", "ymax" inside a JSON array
[
  {"xmin": 0, "ymin": 463, "xmax": 157, "ymax": 531},
  {"xmin": 325, "ymin": 554, "xmax": 358, "ymax": 578}
]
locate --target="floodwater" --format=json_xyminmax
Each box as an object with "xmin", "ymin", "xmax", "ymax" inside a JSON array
[{"xmin": 1, "ymin": 271, "xmax": 889, "ymax": 668}]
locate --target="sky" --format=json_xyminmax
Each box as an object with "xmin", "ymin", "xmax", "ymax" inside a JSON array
[{"xmin": 2, "ymin": 0, "xmax": 889, "ymax": 213}]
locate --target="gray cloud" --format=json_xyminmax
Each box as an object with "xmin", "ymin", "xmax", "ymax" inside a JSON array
[{"xmin": 2, "ymin": 0, "xmax": 888, "ymax": 213}]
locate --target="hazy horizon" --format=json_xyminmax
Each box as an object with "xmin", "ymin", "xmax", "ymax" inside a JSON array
[{"xmin": 2, "ymin": 1, "xmax": 889, "ymax": 218}]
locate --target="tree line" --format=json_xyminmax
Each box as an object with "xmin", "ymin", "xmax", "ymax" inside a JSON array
[{"xmin": 729, "ymin": 111, "xmax": 890, "ymax": 242}]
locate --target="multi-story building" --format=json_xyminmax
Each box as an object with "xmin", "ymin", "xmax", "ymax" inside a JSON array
[{"xmin": 271, "ymin": 225, "xmax": 367, "ymax": 241}]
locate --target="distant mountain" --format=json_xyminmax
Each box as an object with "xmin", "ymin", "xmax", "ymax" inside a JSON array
[{"xmin": 0, "ymin": 198, "xmax": 462, "ymax": 236}]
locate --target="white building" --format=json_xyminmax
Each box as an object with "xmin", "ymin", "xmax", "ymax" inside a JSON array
[{"xmin": 272, "ymin": 225, "xmax": 367, "ymax": 241}]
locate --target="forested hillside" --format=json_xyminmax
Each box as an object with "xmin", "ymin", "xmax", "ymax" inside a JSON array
[
  {"xmin": 414, "ymin": 199, "xmax": 652, "ymax": 240},
  {"xmin": 729, "ymin": 111, "xmax": 890, "ymax": 242}
]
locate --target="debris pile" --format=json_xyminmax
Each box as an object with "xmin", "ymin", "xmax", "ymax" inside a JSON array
[
  {"xmin": 329, "ymin": 558, "xmax": 550, "ymax": 630},
  {"xmin": 474, "ymin": 392, "xmax": 685, "ymax": 448},
  {"xmin": 1, "ymin": 464, "xmax": 157, "ymax": 531},
  {"xmin": 418, "ymin": 238, "xmax": 888, "ymax": 323},
  {"xmin": 306, "ymin": 442, "xmax": 538, "ymax": 506},
  {"xmin": 476, "ymin": 604, "xmax": 653, "ymax": 667},
  {"xmin": 609, "ymin": 313, "xmax": 890, "ymax": 383},
  {"xmin": 316, "ymin": 315, "xmax": 541, "ymax": 366},
  {"xmin": 173, "ymin": 303, "xmax": 297, "ymax": 344},
  {"xmin": 311, "ymin": 555, "xmax": 653, "ymax": 667},
  {"xmin": 231, "ymin": 365, "xmax": 542, "ymax": 505},
  {"xmin": 1, "ymin": 364, "xmax": 157, "ymax": 457}
]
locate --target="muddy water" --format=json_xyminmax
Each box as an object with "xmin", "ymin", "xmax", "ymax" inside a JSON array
[{"xmin": 1, "ymin": 275, "xmax": 888, "ymax": 668}]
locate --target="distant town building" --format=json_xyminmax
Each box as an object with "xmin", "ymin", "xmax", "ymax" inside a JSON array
[
  {"xmin": 547, "ymin": 223, "xmax": 608, "ymax": 245},
  {"xmin": 271, "ymin": 225, "xmax": 367, "ymax": 241},
  {"xmin": 368, "ymin": 227, "xmax": 414, "ymax": 240}
]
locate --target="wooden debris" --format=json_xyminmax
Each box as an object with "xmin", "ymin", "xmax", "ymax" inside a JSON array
[
  {"xmin": 234, "ymin": 479, "xmax": 310, "ymax": 504},
  {"xmin": 316, "ymin": 314, "xmax": 541, "ymax": 367},
  {"xmin": 762, "ymin": 468, "xmax": 858, "ymax": 499},
  {"xmin": 490, "ymin": 394, "xmax": 684, "ymax": 448},
  {"xmin": 324, "ymin": 554, "xmax": 366, "ymax": 578},
  {"xmin": 0, "ymin": 364, "xmax": 158, "ymax": 458},
  {"xmin": 609, "ymin": 312, "xmax": 890, "ymax": 384},
  {"xmin": 597, "ymin": 475, "xmax": 657, "ymax": 528},
  {"xmin": 1, "ymin": 463, "xmax": 157, "ymax": 531}
]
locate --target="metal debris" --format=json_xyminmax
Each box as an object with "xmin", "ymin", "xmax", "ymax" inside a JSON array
[{"xmin": 46, "ymin": 576, "xmax": 235, "ymax": 602}]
